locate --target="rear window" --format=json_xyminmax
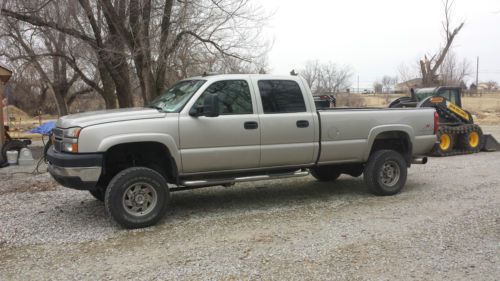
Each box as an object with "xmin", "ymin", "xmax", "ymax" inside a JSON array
[{"xmin": 258, "ymin": 80, "xmax": 306, "ymax": 113}]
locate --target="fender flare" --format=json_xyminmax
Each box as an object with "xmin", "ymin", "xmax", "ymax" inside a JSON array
[
  {"xmin": 363, "ymin": 125, "xmax": 414, "ymax": 161},
  {"xmin": 96, "ymin": 133, "xmax": 181, "ymax": 172}
]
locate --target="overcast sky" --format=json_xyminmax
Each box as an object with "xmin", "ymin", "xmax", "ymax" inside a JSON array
[{"xmin": 258, "ymin": 0, "xmax": 500, "ymax": 87}]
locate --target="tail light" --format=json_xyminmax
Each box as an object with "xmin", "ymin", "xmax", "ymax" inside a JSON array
[{"xmin": 433, "ymin": 111, "xmax": 439, "ymax": 134}]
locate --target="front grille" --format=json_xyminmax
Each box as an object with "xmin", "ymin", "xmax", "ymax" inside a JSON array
[{"xmin": 52, "ymin": 128, "xmax": 63, "ymax": 152}]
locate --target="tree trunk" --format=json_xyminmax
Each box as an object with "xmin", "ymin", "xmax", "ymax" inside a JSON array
[{"xmin": 98, "ymin": 61, "xmax": 118, "ymax": 109}]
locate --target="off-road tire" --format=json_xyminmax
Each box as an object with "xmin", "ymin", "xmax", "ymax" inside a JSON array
[
  {"xmin": 105, "ymin": 167, "xmax": 170, "ymax": 229},
  {"xmin": 310, "ymin": 166, "xmax": 341, "ymax": 182},
  {"xmin": 363, "ymin": 150, "xmax": 407, "ymax": 196}
]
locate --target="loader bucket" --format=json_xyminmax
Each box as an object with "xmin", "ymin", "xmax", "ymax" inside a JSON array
[{"xmin": 481, "ymin": 134, "xmax": 500, "ymax": 152}]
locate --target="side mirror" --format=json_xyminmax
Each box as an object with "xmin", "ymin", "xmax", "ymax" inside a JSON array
[{"xmin": 189, "ymin": 94, "xmax": 219, "ymax": 117}]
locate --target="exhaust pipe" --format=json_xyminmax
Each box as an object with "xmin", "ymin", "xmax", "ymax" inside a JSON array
[{"xmin": 412, "ymin": 157, "xmax": 428, "ymax": 165}]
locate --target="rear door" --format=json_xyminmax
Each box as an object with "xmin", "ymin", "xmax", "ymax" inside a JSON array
[
  {"xmin": 179, "ymin": 79, "xmax": 260, "ymax": 173},
  {"xmin": 253, "ymin": 79, "xmax": 316, "ymax": 168}
]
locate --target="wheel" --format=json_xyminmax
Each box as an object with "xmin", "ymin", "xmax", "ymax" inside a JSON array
[
  {"xmin": 363, "ymin": 150, "xmax": 407, "ymax": 196},
  {"xmin": 310, "ymin": 166, "xmax": 341, "ymax": 182},
  {"xmin": 89, "ymin": 186, "xmax": 105, "ymax": 202},
  {"xmin": 459, "ymin": 125, "xmax": 482, "ymax": 153},
  {"xmin": 433, "ymin": 128, "xmax": 454, "ymax": 156},
  {"xmin": 105, "ymin": 167, "xmax": 170, "ymax": 229}
]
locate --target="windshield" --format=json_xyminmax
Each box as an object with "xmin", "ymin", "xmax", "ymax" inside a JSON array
[{"xmin": 148, "ymin": 79, "xmax": 206, "ymax": 112}]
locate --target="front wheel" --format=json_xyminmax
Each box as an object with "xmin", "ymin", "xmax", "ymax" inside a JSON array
[
  {"xmin": 363, "ymin": 150, "xmax": 407, "ymax": 196},
  {"xmin": 105, "ymin": 167, "xmax": 170, "ymax": 229}
]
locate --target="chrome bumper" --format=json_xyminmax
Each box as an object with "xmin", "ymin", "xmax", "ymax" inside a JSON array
[{"xmin": 48, "ymin": 164, "xmax": 102, "ymax": 182}]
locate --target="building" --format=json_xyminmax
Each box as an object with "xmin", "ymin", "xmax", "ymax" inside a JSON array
[{"xmin": 394, "ymin": 78, "xmax": 422, "ymax": 93}]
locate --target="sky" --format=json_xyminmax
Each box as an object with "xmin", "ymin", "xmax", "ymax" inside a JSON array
[{"xmin": 258, "ymin": 0, "xmax": 500, "ymax": 88}]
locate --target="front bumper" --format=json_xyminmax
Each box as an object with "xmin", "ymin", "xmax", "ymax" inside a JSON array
[{"xmin": 47, "ymin": 147, "xmax": 103, "ymax": 190}]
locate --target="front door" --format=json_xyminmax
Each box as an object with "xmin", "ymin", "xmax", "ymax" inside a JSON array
[{"xmin": 179, "ymin": 79, "xmax": 260, "ymax": 174}]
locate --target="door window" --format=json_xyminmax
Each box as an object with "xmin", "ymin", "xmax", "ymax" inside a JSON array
[
  {"xmin": 195, "ymin": 80, "xmax": 253, "ymax": 115},
  {"xmin": 258, "ymin": 80, "xmax": 306, "ymax": 113}
]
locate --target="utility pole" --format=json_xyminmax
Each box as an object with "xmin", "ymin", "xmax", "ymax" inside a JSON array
[
  {"xmin": 475, "ymin": 56, "xmax": 479, "ymax": 89},
  {"xmin": 357, "ymin": 75, "xmax": 359, "ymax": 94}
]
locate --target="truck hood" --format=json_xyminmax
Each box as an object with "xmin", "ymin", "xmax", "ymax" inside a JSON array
[{"xmin": 56, "ymin": 107, "xmax": 167, "ymax": 128}]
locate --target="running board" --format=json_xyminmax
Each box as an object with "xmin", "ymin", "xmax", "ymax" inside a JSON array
[{"xmin": 179, "ymin": 170, "xmax": 310, "ymax": 188}]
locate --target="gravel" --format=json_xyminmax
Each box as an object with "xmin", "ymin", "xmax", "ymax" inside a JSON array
[{"xmin": 0, "ymin": 131, "xmax": 499, "ymax": 280}]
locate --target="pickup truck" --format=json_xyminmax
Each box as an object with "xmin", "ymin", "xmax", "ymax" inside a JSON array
[{"xmin": 47, "ymin": 74, "xmax": 437, "ymax": 228}]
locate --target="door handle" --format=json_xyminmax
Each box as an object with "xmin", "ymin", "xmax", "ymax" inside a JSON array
[
  {"xmin": 244, "ymin": 121, "xmax": 259, "ymax": 130},
  {"xmin": 296, "ymin": 120, "xmax": 309, "ymax": 128}
]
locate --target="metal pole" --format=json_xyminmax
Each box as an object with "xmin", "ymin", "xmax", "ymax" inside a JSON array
[
  {"xmin": 476, "ymin": 56, "xmax": 479, "ymax": 91},
  {"xmin": 357, "ymin": 75, "xmax": 359, "ymax": 94}
]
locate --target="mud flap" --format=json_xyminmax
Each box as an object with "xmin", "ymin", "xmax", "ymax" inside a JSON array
[{"xmin": 481, "ymin": 134, "xmax": 500, "ymax": 152}]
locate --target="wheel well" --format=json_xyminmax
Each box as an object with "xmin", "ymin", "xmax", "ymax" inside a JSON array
[
  {"xmin": 370, "ymin": 131, "xmax": 412, "ymax": 166},
  {"xmin": 99, "ymin": 142, "xmax": 177, "ymax": 188}
]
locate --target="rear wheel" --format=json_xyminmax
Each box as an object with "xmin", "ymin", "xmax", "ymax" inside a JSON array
[
  {"xmin": 310, "ymin": 165, "xmax": 341, "ymax": 182},
  {"xmin": 105, "ymin": 167, "xmax": 170, "ymax": 229},
  {"xmin": 364, "ymin": 150, "xmax": 407, "ymax": 196}
]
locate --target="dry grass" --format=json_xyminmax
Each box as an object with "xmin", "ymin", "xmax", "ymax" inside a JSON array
[{"xmin": 3, "ymin": 105, "xmax": 57, "ymax": 140}]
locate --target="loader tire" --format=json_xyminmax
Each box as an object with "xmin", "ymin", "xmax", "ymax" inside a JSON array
[
  {"xmin": 432, "ymin": 128, "xmax": 454, "ymax": 156},
  {"xmin": 459, "ymin": 125, "xmax": 482, "ymax": 153},
  {"xmin": 364, "ymin": 150, "xmax": 407, "ymax": 196}
]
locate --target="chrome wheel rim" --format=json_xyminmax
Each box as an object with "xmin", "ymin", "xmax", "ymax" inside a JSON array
[
  {"xmin": 379, "ymin": 160, "xmax": 400, "ymax": 187},
  {"xmin": 122, "ymin": 182, "xmax": 158, "ymax": 217}
]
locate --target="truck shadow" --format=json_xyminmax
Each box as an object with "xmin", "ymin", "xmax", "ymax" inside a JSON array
[{"xmin": 166, "ymin": 176, "xmax": 370, "ymax": 220}]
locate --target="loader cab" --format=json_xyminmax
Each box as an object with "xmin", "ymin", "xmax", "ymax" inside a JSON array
[{"xmin": 411, "ymin": 87, "xmax": 462, "ymax": 107}]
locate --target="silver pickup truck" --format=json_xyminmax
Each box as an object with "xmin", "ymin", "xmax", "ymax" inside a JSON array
[{"xmin": 47, "ymin": 74, "xmax": 437, "ymax": 228}]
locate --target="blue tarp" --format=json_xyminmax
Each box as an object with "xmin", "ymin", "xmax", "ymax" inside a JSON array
[{"xmin": 27, "ymin": 121, "xmax": 56, "ymax": 135}]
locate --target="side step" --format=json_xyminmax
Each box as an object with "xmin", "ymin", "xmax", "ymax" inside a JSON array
[
  {"xmin": 176, "ymin": 170, "xmax": 309, "ymax": 190},
  {"xmin": 482, "ymin": 134, "xmax": 500, "ymax": 152}
]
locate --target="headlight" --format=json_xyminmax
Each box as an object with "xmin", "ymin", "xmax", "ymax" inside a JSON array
[
  {"xmin": 61, "ymin": 127, "xmax": 81, "ymax": 153},
  {"xmin": 64, "ymin": 127, "xmax": 82, "ymax": 138},
  {"xmin": 61, "ymin": 142, "xmax": 78, "ymax": 153}
]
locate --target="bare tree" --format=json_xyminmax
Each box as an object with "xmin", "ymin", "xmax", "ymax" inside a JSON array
[
  {"xmin": 372, "ymin": 81, "xmax": 383, "ymax": 93},
  {"xmin": 484, "ymin": 80, "xmax": 498, "ymax": 91},
  {"xmin": 419, "ymin": 0, "xmax": 465, "ymax": 86},
  {"xmin": 1, "ymin": 0, "xmax": 270, "ymax": 111},
  {"xmin": 439, "ymin": 51, "xmax": 471, "ymax": 86},
  {"xmin": 300, "ymin": 60, "xmax": 321, "ymax": 93},
  {"xmin": 381, "ymin": 75, "xmax": 398, "ymax": 93},
  {"xmin": 300, "ymin": 60, "xmax": 353, "ymax": 95}
]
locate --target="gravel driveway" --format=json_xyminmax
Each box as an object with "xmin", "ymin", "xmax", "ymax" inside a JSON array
[{"xmin": 1, "ymin": 129, "xmax": 499, "ymax": 280}]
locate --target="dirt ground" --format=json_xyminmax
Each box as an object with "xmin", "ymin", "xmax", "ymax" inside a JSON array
[{"xmin": 0, "ymin": 128, "xmax": 498, "ymax": 280}]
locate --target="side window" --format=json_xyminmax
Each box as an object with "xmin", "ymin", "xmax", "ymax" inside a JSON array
[
  {"xmin": 258, "ymin": 80, "xmax": 306, "ymax": 113},
  {"xmin": 438, "ymin": 89, "xmax": 458, "ymax": 104},
  {"xmin": 447, "ymin": 89, "xmax": 458, "ymax": 104},
  {"xmin": 195, "ymin": 80, "xmax": 253, "ymax": 115}
]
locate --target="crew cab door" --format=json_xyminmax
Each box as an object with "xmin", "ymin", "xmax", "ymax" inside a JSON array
[
  {"xmin": 179, "ymin": 79, "xmax": 260, "ymax": 173},
  {"xmin": 254, "ymin": 79, "xmax": 316, "ymax": 167}
]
